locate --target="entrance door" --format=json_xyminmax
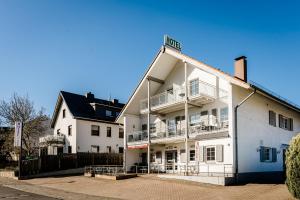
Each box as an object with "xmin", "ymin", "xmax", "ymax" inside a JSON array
[
  {"xmin": 165, "ymin": 150, "xmax": 177, "ymax": 172},
  {"xmin": 141, "ymin": 153, "xmax": 147, "ymax": 165}
]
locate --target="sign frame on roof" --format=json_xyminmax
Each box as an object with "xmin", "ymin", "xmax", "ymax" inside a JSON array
[{"xmin": 164, "ymin": 35, "xmax": 182, "ymax": 51}]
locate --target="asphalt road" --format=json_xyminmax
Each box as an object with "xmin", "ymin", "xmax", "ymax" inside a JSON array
[{"xmin": 0, "ymin": 185, "xmax": 59, "ymax": 200}]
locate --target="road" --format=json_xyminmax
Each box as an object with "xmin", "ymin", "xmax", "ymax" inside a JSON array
[{"xmin": 0, "ymin": 185, "xmax": 58, "ymax": 200}]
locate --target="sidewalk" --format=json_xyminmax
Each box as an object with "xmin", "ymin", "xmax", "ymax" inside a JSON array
[
  {"xmin": 2, "ymin": 175, "xmax": 294, "ymax": 200},
  {"xmin": 0, "ymin": 177, "xmax": 118, "ymax": 200}
]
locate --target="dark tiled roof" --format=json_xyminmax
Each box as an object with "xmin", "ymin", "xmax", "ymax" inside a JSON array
[{"xmin": 51, "ymin": 91, "xmax": 125, "ymax": 127}]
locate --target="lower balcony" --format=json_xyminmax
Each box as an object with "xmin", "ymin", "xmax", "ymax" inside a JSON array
[
  {"xmin": 127, "ymin": 120, "xmax": 229, "ymax": 146},
  {"xmin": 39, "ymin": 134, "xmax": 65, "ymax": 147}
]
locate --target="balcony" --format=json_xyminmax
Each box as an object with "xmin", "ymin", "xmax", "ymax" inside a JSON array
[
  {"xmin": 39, "ymin": 135, "xmax": 65, "ymax": 147},
  {"xmin": 140, "ymin": 86, "xmax": 185, "ymax": 114},
  {"xmin": 140, "ymin": 80, "xmax": 226, "ymax": 114},
  {"xmin": 127, "ymin": 116, "xmax": 229, "ymax": 146}
]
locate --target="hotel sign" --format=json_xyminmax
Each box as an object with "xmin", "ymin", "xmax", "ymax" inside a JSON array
[
  {"xmin": 14, "ymin": 121, "xmax": 22, "ymax": 147},
  {"xmin": 164, "ymin": 35, "xmax": 182, "ymax": 51}
]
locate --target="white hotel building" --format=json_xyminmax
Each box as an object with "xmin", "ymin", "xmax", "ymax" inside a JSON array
[{"xmin": 117, "ymin": 38, "xmax": 300, "ymax": 185}]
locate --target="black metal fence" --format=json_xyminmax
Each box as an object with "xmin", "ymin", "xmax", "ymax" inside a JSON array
[
  {"xmin": 40, "ymin": 152, "xmax": 123, "ymax": 172},
  {"xmin": 17, "ymin": 152, "xmax": 123, "ymax": 176}
]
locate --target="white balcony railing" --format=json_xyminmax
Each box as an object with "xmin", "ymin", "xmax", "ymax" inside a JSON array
[
  {"xmin": 189, "ymin": 80, "xmax": 216, "ymax": 98},
  {"xmin": 39, "ymin": 134, "xmax": 65, "ymax": 146},
  {"xmin": 127, "ymin": 117, "xmax": 228, "ymax": 144},
  {"xmin": 140, "ymin": 86, "xmax": 185, "ymax": 112},
  {"xmin": 140, "ymin": 80, "xmax": 227, "ymax": 112}
]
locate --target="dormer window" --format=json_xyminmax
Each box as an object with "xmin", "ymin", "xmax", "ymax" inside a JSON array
[{"xmin": 106, "ymin": 110, "xmax": 112, "ymax": 117}]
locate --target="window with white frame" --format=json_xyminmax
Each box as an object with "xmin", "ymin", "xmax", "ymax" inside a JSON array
[
  {"xmin": 68, "ymin": 125, "xmax": 72, "ymax": 136},
  {"xmin": 190, "ymin": 150, "xmax": 195, "ymax": 161},
  {"xmin": 189, "ymin": 79, "xmax": 199, "ymax": 96},
  {"xmin": 107, "ymin": 127, "xmax": 112, "ymax": 137},
  {"xmin": 279, "ymin": 114, "xmax": 293, "ymax": 131},
  {"xmin": 150, "ymin": 123, "xmax": 156, "ymax": 134},
  {"xmin": 206, "ymin": 146, "xmax": 216, "ymax": 161},
  {"xmin": 91, "ymin": 145, "xmax": 99, "ymax": 153},
  {"xmin": 260, "ymin": 146, "xmax": 277, "ymax": 162},
  {"xmin": 106, "ymin": 110, "xmax": 112, "ymax": 117},
  {"xmin": 190, "ymin": 113, "xmax": 201, "ymax": 125},
  {"xmin": 269, "ymin": 110, "xmax": 276, "ymax": 127},
  {"xmin": 91, "ymin": 125, "xmax": 100, "ymax": 136},
  {"xmin": 263, "ymin": 147, "xmax": 271, "ymax": 161}
]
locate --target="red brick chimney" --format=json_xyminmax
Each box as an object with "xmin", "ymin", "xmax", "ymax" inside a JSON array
[{"xmin": 234, "ymin": 56, "xmax": 247, "ymax": 82}]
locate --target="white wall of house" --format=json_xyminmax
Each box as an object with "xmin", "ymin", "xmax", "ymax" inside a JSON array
[
  {"xmin": 53, "ymin": 100, "xmax": 124, "ymax": 154},
  {"xmin": 76, "ymin": 119, "xmax": 123, "ymax": 153},
  {"xmin": 53, "ymin": 101, "xmax": 77, "ymax": 153},
  {"xmin": 232, "ymin": 85, "xmax": 300, "ymax": 173},
  {"xmin": 156, "ymin": 62, "xmax": 229, "ymax": 96}
]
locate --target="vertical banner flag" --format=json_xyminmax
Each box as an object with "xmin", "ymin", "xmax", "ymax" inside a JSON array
[{"xmin": 14, "ymin": 121, "xmax": 22, "ymax": 147}]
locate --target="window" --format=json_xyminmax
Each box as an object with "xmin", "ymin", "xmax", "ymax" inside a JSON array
[
  {"xmin": 119, "ymin": 128, "xmax": 124, "ymax": 138},
  {"xmin": 119, "ymin": 147, "xmax": 124, "ymax": 153},
  {"xmin": 57, "ymin": 129, "xmax": 60, "ymax": 135},
  {"xmin": 212, "ymin": 108, "xmax": 217, "ymax": 117},
  {"xmin": 107, "ymin": 146, "xmax": 111, "ymax": 153},
  {"xmin": 150, "ymin": 153, "xmax": 155, "ymax": 162},
  {"xmin": 156, "ymin": 151, "xmax": 162, "ymax": 164},
  {"xmin": 142, "ymin": 124, "xmax": 147, "ymax": 131},
  {"xmin": 63, "ymin": 109, "xmax": 66, "ymax": 118},
  {"xmin": 116, "ymin": 112, "xmax": 120, "ymax": 117},
  {"xmin": 180, "ymin": 149, "xmax": 186, "ymax": 163},
  {"xmin": 206, "ymin": 147, "xmax": 216, "ymax": 161},
  {"xmin": 150, "ymin": 123, "xmax": 156, "ymax": 134},
  {"xmin": 190, "ymin": 113, "xmax": 201, "ymax": 125},
  {"xmin": 220, "ymin": 107, "xmax": 228, "ymax": 122},
  {"xmin": 107, "ymin": 127, "xmax": 111, "ymax": 137},
  {"xmin": 189, "ymin": 79, "xmax": 199, "ymax": 96},
  {"xmin": 68, "ymin": 146, "xmax": 72, "ymax": 153},
  {"xmin": 68, "ymin": 125, "xmax": 72, "ymax": 136},
  {"xmin": 91, "ymin": 145, "xmax": 99, "ymax": 153},
  {"xmin": 279, "ymin": 114, "xmax": 293, "ymax": 131},
  {"xmin": 260, "ymin": 147, "xmax": 277, "ymax": 162},
  {"xmin": 91, "ymin": 125, "xmax": 100, "ymax": 136},
  {"xmin": 269, "ymin": 110, "xmax": 276, "ymax": 127},
  {"xmin": 263, "ymin": 147, "xmax": 271, "ymax": 161},
  {"xmin": 190, "ymin": 150, "xmax": 195, "ymax": 161},
  {"xmin": 106, "ymin": 110, "xmax": 112, "ymax": 117}
]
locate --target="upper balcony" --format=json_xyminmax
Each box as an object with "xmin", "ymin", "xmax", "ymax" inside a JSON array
[
  {"xmin": 39, "ymin": 134, "xmax": 65, "ymax": 147},
  {"xmin": 140, "ymin": 80, "xmax": 228, "ymax": 114}
]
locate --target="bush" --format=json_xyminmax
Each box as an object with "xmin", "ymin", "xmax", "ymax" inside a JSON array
[{"xmin": 286, "ymin": 133, "xmax": 300, "ymax": 199}]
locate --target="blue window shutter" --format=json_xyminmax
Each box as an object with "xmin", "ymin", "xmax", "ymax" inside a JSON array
[
  {"xmin": 260, "ymin": 146, "xmax": 265, "ymax": 162},
  {"xmin": 272, "ymin": 148, "xmax": 277, "ymax": 162}
]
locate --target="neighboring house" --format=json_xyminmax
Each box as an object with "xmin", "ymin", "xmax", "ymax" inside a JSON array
[
  {"xmin": 40, "ymin": 91, "xmax": 125, "ymax": 155},
  {"xmin": 0, "ymin": 127, "xmax": 16, "ymax": 161},
  {"xmin": 116, "ymin": 40, "xmax": 300, "ymax": 185}
]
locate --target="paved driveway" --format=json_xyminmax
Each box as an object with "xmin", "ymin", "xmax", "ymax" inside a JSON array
[
  {"xmin": 0, "ymin": 185, "xmax": 57, "ymax": 200},
  {"xmin": 22, "ymin": 175, "xmax": 295, "ymax": 200}
]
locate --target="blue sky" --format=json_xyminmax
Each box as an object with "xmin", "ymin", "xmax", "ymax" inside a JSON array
[{"xmin": 0, "ymin": 0, "xmax": 300, "ymax": 116}]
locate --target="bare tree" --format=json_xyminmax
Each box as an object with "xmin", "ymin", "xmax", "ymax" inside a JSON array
[{"xmin": 0, "ymin": 93, "xmax": 49, "ymax": 157}]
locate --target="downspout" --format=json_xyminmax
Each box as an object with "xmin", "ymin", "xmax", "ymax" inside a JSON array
[{"xmin": 234, "ymin": 88, "xmax": 256, "ymax": 183}]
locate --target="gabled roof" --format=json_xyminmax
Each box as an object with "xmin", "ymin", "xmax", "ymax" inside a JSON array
[
  {"xmin": 116, "ymin": 45, "xmax": 300, "ymax": 123},
  {"xmin": 51, "ymin": 91, "xmax": 125, "ymax": 128}
]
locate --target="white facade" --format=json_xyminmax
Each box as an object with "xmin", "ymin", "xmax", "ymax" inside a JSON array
[
  {"xmin": 117, "ymin": 46, "xmax": 300, "ymax": 184},
  {"xmin": 46, "ymin": 95, "xmax": 124, "ymax": 154}
]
